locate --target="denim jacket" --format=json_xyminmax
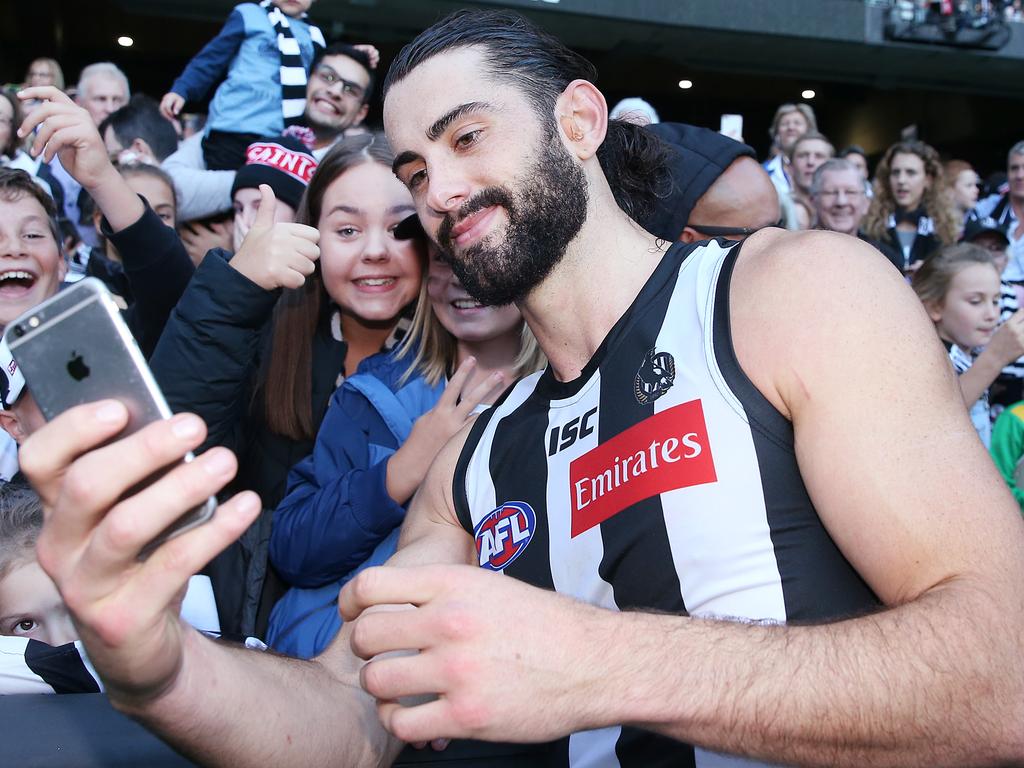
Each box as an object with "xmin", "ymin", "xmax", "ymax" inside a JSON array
[{"xmin": 170, "ymin": 3, "xmax": 322, "ymax": 137}]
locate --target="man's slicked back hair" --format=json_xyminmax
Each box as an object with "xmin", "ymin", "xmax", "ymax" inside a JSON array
[
  {"xmin": 383, "ymin": 9, "xmax": 671, "ymax": 224},
  {"xmin": 384, "ymin": 9, "xmax": 596, "ymax": 119}
]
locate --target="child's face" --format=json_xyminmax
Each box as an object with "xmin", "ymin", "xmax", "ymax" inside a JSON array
[
  {"xmin": 273, "ymin": 0, "xmax": 314, "ymax": 17},
  {"xmin": 929, "ymin": 263, "xmax": 1001, "ymax": 351},
  {"xmin": 0, "ymin": 558, "xmax": 76, "ymax": 647}
]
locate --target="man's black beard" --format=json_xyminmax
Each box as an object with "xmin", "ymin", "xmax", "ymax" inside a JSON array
[{"xmin": 436, "ymin": 134, "xmax": 588, "ymax": 306}]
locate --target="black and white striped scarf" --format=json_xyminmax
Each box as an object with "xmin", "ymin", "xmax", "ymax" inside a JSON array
[{"xmin": 261, "ymin": 0, "xmax": 325, "ymax": 128}]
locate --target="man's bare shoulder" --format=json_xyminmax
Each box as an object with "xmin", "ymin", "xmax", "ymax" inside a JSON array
[{"xmin": 727, "ymin": 229, "xmax": 935, "ymax": 418}]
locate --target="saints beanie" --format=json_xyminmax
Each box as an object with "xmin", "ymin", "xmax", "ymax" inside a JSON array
[{"xmin": 231, "ymin": 136, "xmax": 318, "ymax": 211}]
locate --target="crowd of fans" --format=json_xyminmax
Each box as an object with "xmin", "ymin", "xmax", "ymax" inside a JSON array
[{"xmin": 1, "ymin": 0, "xmax": 1023, "ymax": 702}]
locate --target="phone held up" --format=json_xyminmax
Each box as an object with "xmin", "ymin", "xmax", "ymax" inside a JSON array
[{"xmin": 3, "ymin": 278, "xmax": 216, "ymax": 557}]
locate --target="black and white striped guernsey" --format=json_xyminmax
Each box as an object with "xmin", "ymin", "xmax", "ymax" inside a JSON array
[{"xmin": 452, "ymin": 238, "xmax": 880, "ymax": 768}]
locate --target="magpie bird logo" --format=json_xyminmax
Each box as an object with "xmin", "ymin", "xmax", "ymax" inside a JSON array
[{"xmin": 634, "ymin": 348, "xmax": 676, "ymax": 405}]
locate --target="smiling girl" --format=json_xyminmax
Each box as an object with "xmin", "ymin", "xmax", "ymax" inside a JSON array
[
  {"xmin": 151, "ymin": 133, "xmax": 424, "ymax": 637},
  {"xmin": 913, "ymin": 242, "xmax": 1024, "ymax": 445}
]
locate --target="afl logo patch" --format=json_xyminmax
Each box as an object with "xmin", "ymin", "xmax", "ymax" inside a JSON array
[
  {"xmin": 474, "ymin": 501, "xmax": 536, "ymax": 572},
  {"xmin": 634, "ymin": 348, "xmax": 676, "ymax": 405}
]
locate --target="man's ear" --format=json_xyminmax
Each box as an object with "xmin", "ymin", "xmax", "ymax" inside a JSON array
[
  {"xmin": 0, "ymin": 410, "xmax": 26, "ymax": 445},
  {"xmin": 130, "ymin": 138, "xmax": 155, "ymax": 163},
  {"xmin": 679, "ymin": 227, "xmax": 702, "ymax": 244},
  {"xmin": 554, "ymin": 79, "xmax": 607, "ymax": 161}
]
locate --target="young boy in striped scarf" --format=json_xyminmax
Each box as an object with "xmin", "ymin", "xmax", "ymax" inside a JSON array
[{"xmin": 160, "ymin": 1, "xmax": 325, "ymax": 171}]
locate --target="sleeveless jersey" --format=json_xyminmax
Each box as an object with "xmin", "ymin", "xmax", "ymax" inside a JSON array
[{"xmin": 452, "ymin": 238, "xmax": 880, "ymax": 768}]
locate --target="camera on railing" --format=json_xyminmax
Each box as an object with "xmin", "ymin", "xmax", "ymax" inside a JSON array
[{"xmin": 885, "ymin": 0, "xmax": 1013, "ymax": 49}]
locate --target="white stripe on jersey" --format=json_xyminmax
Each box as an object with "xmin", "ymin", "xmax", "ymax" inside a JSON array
[
  {"xmin": 671, "ymin": 246, "xmax": 788, "ymax": 622},
  {"xmin": 542, "ymin": 372, "xmax": 623, "ymax": 767}
]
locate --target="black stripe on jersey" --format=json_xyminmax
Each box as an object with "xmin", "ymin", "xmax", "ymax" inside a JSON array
[
  {"xmin": 594, "ymin": 245, "xmax": 695, "ymax": 768},
  {"xmin": 452, "ymin": 382, "xmax": 519, "ymax": 533},
  {"xmin": 530, "ymin": 241, "xmax": 705, "ymax": 404},
  {"xmin": 489, "ymin": 395, "xmax": 559, "ymax": 593},
  {"xmin": 711, "ymin": 242, "xmax": 880, "ymax": 621},
  {"xmin": 484, "ymin": 394, "xmax": 572, "ymax": 768},
  {"xmin": 25, "ymin": 640, "xmax": 101, "ymax": 695}
]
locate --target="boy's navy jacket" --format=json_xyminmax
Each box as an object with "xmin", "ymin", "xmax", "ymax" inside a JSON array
[{"xmin": 269, "ymin": 350, "xmax": 444, "ymax": 588}]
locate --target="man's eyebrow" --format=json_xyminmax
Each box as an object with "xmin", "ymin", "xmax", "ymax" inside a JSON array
[
  {"xmin": 392, "ymin": 151, "xmax": 420, "ymax": 176},
  {"xmin": 426, "ymin": 101, "xmax": 494, "ymax": 141},
  {"xmin": 392, "ymin": 102, "xmax": 497, "ymax": 177},
  {"xmin": 389, "ymin": 204, "xmax": 415, "ymax": 215}
]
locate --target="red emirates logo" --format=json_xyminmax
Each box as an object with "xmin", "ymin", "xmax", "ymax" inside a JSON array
[{"xmin": 569, "ymin": 399, "xmax": 717, "ymax": 537}]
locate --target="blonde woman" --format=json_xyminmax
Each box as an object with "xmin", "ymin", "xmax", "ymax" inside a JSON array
[{"xmin": 267, "ymin": 243, "xmax": 545, "ymax": 657}]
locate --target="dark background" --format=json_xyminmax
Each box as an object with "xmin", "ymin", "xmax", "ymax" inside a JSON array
[{"xmin": 2, "ymin": 0, "xmax": 1023, "ymax": 174}]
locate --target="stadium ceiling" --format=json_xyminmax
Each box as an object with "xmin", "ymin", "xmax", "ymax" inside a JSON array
[{"xmin": 113, "ymin": 0, "xmax": 1024, "ymax": 100}]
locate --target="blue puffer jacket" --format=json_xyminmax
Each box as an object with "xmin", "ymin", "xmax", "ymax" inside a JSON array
[{"xmin": 266, "ymin": 353, "xmax": 444, "ymax": 657}]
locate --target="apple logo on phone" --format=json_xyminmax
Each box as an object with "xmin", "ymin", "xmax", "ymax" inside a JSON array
[{"xmin": 67, "ymin": 351, "xmax": 90, "ymax": 381}]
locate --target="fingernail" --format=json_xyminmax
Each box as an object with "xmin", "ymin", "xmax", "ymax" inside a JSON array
[
  {"xmin": 203, "ymin": 449, "xmax": 234, "ymax": 476},
  {"xmin": 95, "ymin": 401, "xmax": 126, "ymax": 423},
  {"xmin": 171, "ymin": 414, "xmax": 202, "ymax": 438},
  {"xmin": 235, "ymin": 491, "xmax": 260, "ymax": 515}
]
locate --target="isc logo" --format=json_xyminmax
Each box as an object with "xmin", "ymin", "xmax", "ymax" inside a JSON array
[
  {"xmin": 474, "ymin": 501, "xmax": 536, "ymax": 572},
  {"xmin": 548, "ymin": 406, "xmax": 598, "ymax": 456}
]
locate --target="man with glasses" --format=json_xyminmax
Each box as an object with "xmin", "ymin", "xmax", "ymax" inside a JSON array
[
  {"xmin": 304, "ymin": 44, "xmax": 375, "ymax": 147},
  {"xmin": 162, "ymin": 43, "xmax": 373, "ymax": 222},
  {"xmin": 811, "ymin": 158, "xmax": 902, "ymax": 270},
  {"xmin": 642, "ymin": 121, "xmax": 781, "ymax": 243}
]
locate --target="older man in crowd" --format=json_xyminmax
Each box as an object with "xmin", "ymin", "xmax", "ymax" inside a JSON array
[{"xmin": 811, "ymin": 157, "xmax": 901, "ymax": 270}]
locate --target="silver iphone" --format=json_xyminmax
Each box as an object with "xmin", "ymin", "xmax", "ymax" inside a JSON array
[{"xmin": 4, "ymin": 278, "xmax": 216, "ymax": 556}]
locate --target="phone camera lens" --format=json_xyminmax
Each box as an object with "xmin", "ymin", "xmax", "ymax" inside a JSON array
[{"xmin": 12, "ymin": 325, "xmax": 24, "ymax": 338}]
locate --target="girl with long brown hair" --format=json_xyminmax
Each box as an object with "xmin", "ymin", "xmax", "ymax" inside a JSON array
[
  {"xmin": 862, "ymin": 140, "xmax": 958, "ymax": 272},
  {"xmin": 151, "ymin": 132, "xmax": 424, "ymax": 637}
]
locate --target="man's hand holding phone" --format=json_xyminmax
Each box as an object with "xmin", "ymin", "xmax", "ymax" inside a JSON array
[
  {"xmin": 229, "ymin": 185, "xmax": 320, "ymax": 291},
  {"xmin": 20, "ymin": 403, "xmax": 260, "ymax": 709}
]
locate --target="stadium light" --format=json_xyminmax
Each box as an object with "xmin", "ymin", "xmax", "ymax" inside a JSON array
[
  {"xmin": 678, "ymin": 79, "xmax": 693, "ymax": 90},
  {"xmin": 117, "ymin": 36, "xmax": 134, "ymax": 47},
  {"xmin": 801, "ymin": 89, "xmax": 816, "ymax": 99}
]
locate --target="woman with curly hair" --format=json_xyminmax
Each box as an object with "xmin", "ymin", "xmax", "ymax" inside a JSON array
[{"xmin": 862, "ymin": 140, "xmax": 958, "ymax": 273}]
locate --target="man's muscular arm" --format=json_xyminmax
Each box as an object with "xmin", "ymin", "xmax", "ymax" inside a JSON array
[
  {"xmin": 606, "ymin": 232, "xmax": 1024, "ymax": 764},
  {"xmin": 344, "ymin": 232, "xmax": 1024, "ymax": 766},
  {"xmin": 21, "ymin": 402, "xmax": 475, "ymax": 768}
]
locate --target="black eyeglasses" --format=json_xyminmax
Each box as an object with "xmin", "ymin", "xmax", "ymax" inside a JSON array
[
  {"xmin": 688, "ymin": 219, "xmax": 784, "ymax": 239},
  {"xmin": 312, "ymin": 66, "xmax": 365, "ymax": 101}
]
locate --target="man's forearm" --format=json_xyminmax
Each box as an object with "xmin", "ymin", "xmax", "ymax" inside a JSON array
[
  {"xmin": 587, "ymin": 579, "xmax": 1022, "ymax": 767},
  {"xmin": 120, "ymin": 628, "xmax": 398, "ymax": 768}
]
